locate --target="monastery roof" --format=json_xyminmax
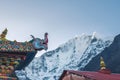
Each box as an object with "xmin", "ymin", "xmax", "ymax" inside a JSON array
[
  {"xmin": 60, "ymin": 70, "xmax": 120, "ymax": 80},
  {"xmin": 0, "ymin": 40, "xmax": 35, "ymax": 53}
]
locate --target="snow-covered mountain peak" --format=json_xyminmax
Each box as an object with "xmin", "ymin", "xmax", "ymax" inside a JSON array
[
  {"xmin": 91, "ymin": 32, "xmax": 97, "ymax": 39},
  {"xmin": 16, "ymin": 33, "xmax": 113, "ymax": 80},
  {"xmin": 59, "ymin": 33, "xmax": 103, "ymax": 52}
]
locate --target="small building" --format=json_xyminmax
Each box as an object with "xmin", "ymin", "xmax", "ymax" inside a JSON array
[
  {"xmin": 59, "ymin": 57, "xmax": 120, "ymax": 80},
  {"xmin": 0, "ymin": 28, "xmax": 47, "ymax": 80},
  {"xmin": 0, "ymin": 28, "xmax": 36, "ymax": 80}
]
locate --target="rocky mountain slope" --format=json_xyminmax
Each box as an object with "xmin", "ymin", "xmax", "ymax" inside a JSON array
[
  {"xmin": 84, "ymin": 34, "xmax": 120, "ymax": 73},
  {"xmin": 16, "ymin": 33, "xmax": 112, "ymax": 80}
]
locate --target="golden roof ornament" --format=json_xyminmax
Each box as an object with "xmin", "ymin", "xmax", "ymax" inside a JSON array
[
  {"xmin": 0, "ymin": 28, "xmax": 8, "ymax": 41},
  {"xmin": 100, "ymin": 56, "xmax": 106, "ymax": 70}
]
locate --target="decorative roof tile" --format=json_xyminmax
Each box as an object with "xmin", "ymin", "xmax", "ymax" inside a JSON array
[{"xmin": 0, "ymin": 40, "xmax": 35, "ymax": 53}]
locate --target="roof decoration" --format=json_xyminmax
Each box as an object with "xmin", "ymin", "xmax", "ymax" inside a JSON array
[
  {"xmin": 0, "ymin": 28, "xmax": 8, "ymax": 41},
  {"xmin": 0, "ymin": 28, "xmax": 48, "ymax": 79},
  {"xmin": 99, "ymin": 56, "xmax": 111, "ymax": 74},
  {"xmin": 0, "ymin": 53, "xmax": 24, "ymax": 80},
  {"xmin": 0, "ymin": 28, "xmax": 35, "ymax": 53},
  {"xmin": 100, "ymin": 56, "xmax": 106, "ymax": 70},
  {"xmin": 0, "ymin": 40, "xmax": 35, "ymax": 53}
]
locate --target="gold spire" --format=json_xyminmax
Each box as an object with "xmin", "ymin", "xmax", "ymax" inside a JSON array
[
  {"xmin": 0, "ymin": 28, "xmax": 8, "ymax": 41},
  {"xmin": 100, "ymin": 57, "xmax": 106, "ymax": 70}
]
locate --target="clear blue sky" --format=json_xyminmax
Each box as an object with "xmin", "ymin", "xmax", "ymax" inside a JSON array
[{"xmin": 0, "ymin": 0, "xmax": 120, "ymax": 56}]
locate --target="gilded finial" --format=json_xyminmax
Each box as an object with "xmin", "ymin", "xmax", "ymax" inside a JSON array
[
  {"xmin": 3, "ymin": 28, "xmax": 8, "ymax": 35},
  {"xmin": 0, "ymin": 28, "xmax": 8, "ymax": 41},
  {"xmin": 100, "ymin": 57, "xmax": 106, "ymax": 70}
]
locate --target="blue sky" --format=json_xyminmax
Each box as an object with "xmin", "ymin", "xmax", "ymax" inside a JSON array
[{"xmin": 0, "ymin": 0, "xmax": 120, "ymax": 56}]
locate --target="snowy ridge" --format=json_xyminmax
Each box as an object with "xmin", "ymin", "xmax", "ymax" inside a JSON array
[{"xmin": 16, "ymin": 33, "xmax": 113, "ymax": 80}]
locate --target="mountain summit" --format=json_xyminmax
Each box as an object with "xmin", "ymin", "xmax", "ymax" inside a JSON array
[
  {"xmin": 16, "ymin": 33, "xmax": 112, "ymax": 80},
  {"xmin": 84, "ymin": 34, "xmax": 120, "ymax": 73}
]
